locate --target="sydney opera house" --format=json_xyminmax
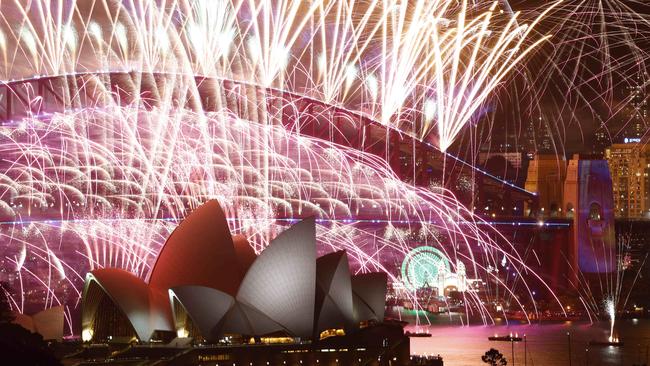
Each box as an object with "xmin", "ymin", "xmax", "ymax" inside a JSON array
[{"xmin": 78, "ymin": 200, "xmax": 413, "ymax": 365}]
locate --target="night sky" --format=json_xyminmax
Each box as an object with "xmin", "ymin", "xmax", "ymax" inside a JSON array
[{"xmin": 451, "ymin": 0, "xmax": 650, "ymax": 158}]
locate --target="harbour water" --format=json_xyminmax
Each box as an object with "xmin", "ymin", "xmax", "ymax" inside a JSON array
[{"xmin": 409, "ymin": 318, "xmax": 650, "ymax": 365}]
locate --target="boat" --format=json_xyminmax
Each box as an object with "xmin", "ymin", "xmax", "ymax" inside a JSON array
[
  {"xmin": 405, "ymin": 331, "xmax": 432, "ymax": 337},
  {"xmin": 588, "ymin": 340, "xmax": 624, "ymax": 347},
  {"xmin": 488, "ymin": 335, "xmax": 523, "ymax": 342}
]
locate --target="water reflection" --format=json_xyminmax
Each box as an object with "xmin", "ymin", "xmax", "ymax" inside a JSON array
[{"xmin": 409, "ymin": 318, "xmax": 649, "ymax": 366}]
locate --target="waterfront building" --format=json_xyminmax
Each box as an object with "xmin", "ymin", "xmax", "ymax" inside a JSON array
[
  {"xmin": 78, "ymin": 200, "xmax": 416, "ymax": 365},
  {"xmin": 605, "ymin": 141, "xmax": 650, "ymax": 218}
]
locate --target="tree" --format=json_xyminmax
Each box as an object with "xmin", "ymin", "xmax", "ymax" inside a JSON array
[{"xmin": 482, "ymin": 348, "xmax": 508, "ymax": 366}]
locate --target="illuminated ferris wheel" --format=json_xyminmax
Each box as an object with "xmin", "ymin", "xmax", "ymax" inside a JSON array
[{"xmin": 400, "ymin": 246, "xmax": 452, "ymax": 291}]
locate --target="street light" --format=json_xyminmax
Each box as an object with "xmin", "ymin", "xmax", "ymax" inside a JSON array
[
  {"xmin": 523, "ymin": 334, "xmax": 527, "ymax": 366},
  {"xmin": 567, "ymin": 332, "xmax": 572, "ymax": 366}
]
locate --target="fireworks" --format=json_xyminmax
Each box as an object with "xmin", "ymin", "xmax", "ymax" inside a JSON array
[
  {"xmin": 0, "ymin": 0, "xmax": 557, "ymax": 149},
  {"xmin": 0, "ymin": 0, "xmax": 576, "ymax": 334},
  {"xmin": 497, "ymin": 0, "xmax": 650, "ymax": 155},
  {"xmin": 604, "ymin": 297, "xmax": 616, "ymax": 342},
  {"xmin": 0, "ymin": 80, "xmax": 554, "ymax": 328}
]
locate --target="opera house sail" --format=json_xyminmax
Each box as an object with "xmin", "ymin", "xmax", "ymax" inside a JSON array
[{"xmin": 80, "ymin": 200, "xmax": 387, "ymax": 343}]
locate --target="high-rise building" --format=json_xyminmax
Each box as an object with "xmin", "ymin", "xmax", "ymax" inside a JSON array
[
  {"xmin": 592, "ymin": 126, "xmax": 611, "ymax": 157},
  {"xmin": 592, "ymin": 114, "xmax": 611, "ymax": 157},
  {"xmin": 605, "ymin": 142, "xmax": 650, "ymax": 218},
  {"xmin": 523, "ymin": 115, "xmax": 555, "ymax": 158},
  {"xmin": 621, "ymin": 71, "xmax": 648, "ymax": 140}
]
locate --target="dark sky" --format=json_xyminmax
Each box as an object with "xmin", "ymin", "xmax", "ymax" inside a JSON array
[{"xmin": 450, "ymin": 0, "xmax": 650, "ymax": 158}]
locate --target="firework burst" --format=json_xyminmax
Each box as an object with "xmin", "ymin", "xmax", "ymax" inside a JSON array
[{"xmin": 0, "ymin": 0, "xmax": 571, "ymax": 333}]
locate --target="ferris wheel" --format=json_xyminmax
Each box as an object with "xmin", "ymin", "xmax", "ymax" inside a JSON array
[{"xmin": 400, "ymin": 246, "xmax": 452, "ymax": 291}]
